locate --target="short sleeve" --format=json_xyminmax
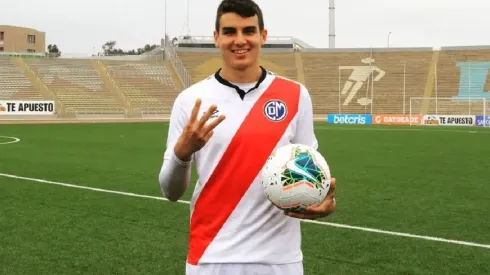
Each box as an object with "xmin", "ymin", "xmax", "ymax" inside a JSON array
[{"xmin": 291, "ymin": 85, "xmax": 318, "ymax": 150}]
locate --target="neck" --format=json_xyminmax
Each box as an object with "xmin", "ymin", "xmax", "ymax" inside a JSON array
[{"xmin": 219, "ymin": 64, "xmax": 262, "ymax": 83}]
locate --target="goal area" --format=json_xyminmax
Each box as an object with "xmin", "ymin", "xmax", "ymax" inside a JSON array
[{"xmin": 409, "ymin": 97, "xmax": 489, "ymax": 126}]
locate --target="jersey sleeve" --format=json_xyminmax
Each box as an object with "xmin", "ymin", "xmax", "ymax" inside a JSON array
[
  {"xmin": 291, "ymin": 85, "xmax": 319, "ymax": 150},
  {"xmin": 158, "ymin": 93, "xmax": 192, "ymax": 202}
]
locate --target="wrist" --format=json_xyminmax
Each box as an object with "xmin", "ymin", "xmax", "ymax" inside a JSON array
[{"xmin": 174, "ymin": 143, "xmax": 192, "ymax": 162}]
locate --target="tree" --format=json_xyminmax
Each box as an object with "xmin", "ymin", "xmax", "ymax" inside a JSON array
[
  {"xmin": 136, "ymin": 44, "xmax": 158, "ymax": 55},
  {"xmin": 102, "ymin": 41, "xmax": 117, "ymax": 55},
  {"xmin": 101, "ymin": 41, "xmax": 159, "ymax": 56},
  {"xmin": 46, "ymin": 44, "xmax": 61, "ymax": 58}
]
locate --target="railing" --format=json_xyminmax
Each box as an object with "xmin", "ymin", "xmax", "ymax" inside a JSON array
[
  {"xmin": 140, "ymin": 107, "xmax": 171, "ymax": 119},
  {"xmin": 96, "ymin": 60, "xmax": 131, "ymax": 108},
  {"xmin": 164, "ymin": 42, "xmax": 193, "ymax": 88},
  {"xmin": 140, "ymin": 107, "xmax": 168, "ymax": 114},
  {"xmin": 105, "ymin": 69, "xmax": 173, "ymax": 77},
  {"xmin": 66, "ymin": 107, "xmax": 128, "ymax": 118},
  {"xmin": 175, "ymin": 35, "xmax": 295, "ymax": 43},
  {"xmin": 15, "ymin": 57, "xmax": 64, "ymax": 113},
  {"xmin": 35, "ymin": 78, "xmax": 63, "ymax": 112},
  {"xmin": 35, "ymin": 67, "xmax": 100, "ymax": 76},
  {"xmin": 0, "ymin": 67, "xmax": 28, "ymax": 74}
]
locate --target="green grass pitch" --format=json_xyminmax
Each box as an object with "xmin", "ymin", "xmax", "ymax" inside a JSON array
[{"xmin": 1, "ymin": 122, "xmax": 489, "ymax": 275}]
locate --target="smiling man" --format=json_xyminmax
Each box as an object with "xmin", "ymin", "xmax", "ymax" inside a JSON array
[{"xmin": 158, "ymin": 0, "xmax": 337, "ymax": 274}]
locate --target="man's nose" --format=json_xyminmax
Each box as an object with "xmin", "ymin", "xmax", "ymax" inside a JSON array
[{"xmin": 234, "ymin": 32, "xmax": 246, "ymax": 45}]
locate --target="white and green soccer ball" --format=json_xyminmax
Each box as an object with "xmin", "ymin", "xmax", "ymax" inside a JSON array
[{"xmin": 262, "ymin": 144, "xmax": 332, "ymax": 213}]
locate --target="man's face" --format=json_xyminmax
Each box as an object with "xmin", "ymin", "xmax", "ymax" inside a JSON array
[{"xmin": 214, "ymin": 13, "xmax": 267, "ymax": 71}]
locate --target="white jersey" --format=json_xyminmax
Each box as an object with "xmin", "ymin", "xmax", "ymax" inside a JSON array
[{"xmin": 159, "ymin": 67, "xmax": 318, "ymax": 266}]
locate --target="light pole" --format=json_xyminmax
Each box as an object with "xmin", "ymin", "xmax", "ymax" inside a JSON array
[
  {"xmin": 165, "ymin": 0, "xmax": 167, "ymax": 36},
  {"xmin": 387, "ymin": 31, "xmax": 392, "ymax": 48}
]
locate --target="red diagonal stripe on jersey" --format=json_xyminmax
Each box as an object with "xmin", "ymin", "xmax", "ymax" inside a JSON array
[{"xmin": 187, "ymin": 77, "xmax": 301, "ymax": 265}]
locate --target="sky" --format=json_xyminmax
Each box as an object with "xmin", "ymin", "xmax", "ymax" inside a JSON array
[{"xmin": 1, "ymin": 0, "xmax": 490, "ymax": 56}]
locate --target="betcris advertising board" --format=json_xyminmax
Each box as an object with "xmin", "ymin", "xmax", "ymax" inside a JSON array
[
  {"xmin": 475, "ymin": 116, "xmax": 490, "ymax": 127},
  {"xmin": 327, "ymin": 114, "xmax": 372, "ymax": 125}
]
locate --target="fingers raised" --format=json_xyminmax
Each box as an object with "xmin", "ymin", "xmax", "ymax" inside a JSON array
[
  {"xmin": 203, "ymin": 114, "xmax": 226, "ymax": 134},
  {"xmin": 198, "ymin": 104, "xmax": 217, "ymax": 128},
  {"xmin": 190, "ymin": 98, "xmax": 202, "ymax": 123}
]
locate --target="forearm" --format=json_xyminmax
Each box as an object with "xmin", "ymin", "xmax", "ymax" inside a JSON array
[{"xmin": 158, "ymin": 151, "xmax": 192, "ymax": 202}]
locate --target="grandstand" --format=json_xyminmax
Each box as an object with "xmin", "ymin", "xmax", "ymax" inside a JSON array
[
  {"xmin": 428, "ymin": 47, "xmax": 490, "ymax": 115},
  {"xmin": 102, "ymin": 60, "xmax": 182, "ymax": 116},
  {"xmin": 24, "ymin": 58, "xmax": 124, "ymax": 118},
  {"xmin": 300, "ymin": 47, "xmax": 433, "ymax": 115},
  {"xmin": 0, "ymin": 56, "xmax": 44, "ymax": 100},
  {"xmin": 1, "ymin": 40, "xmax": 490, "ymax": 119}
]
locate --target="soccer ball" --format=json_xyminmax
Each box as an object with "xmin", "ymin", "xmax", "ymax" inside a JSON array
[{"xmin": 261, "ymin": 144, "xmax": 331, "ymax": 213}]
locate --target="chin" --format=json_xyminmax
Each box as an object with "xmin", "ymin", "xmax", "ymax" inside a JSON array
[{"xmin": 232, "ymin": 63, "xmax": 251, "ymax": 71}]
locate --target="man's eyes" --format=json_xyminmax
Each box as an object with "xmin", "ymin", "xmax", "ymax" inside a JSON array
[{"xmin": 222, "ymin": 28, "xmax": 256, "ymax": 35}]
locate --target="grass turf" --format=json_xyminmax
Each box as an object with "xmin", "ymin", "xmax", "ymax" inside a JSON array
[{"xmin": 1, "ymin": 122, "xmax": 489, "ymax": 274}]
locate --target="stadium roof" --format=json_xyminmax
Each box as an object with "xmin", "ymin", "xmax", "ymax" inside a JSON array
[{"xmin": 175, "ymin": 35, "xmax": 315, "ymax": 49}]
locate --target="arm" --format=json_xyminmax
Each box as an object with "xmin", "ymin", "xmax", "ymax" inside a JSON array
[
  {"xmin": 287, "ymin": 85, "xmax": 337, "ymax": 220},
  {"xmin": 158, "ymin": 94, "xmax": 226, "ymax": 202},
  {"xmin": 158, "ymin": 95, "xmax": 192, "ymax": 202},
  {"xmin": 291, "ymin": 85, "xmax": 319, "ymax": 150}
]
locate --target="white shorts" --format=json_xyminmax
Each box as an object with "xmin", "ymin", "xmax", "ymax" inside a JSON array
[{"xmin": 185, "ymin": 262, "xmax": 303, "ymax": 275}]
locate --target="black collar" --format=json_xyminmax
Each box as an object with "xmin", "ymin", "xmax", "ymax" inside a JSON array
[{"xmin": 214, "ymin": 66, "xmax": 268, "ymax": 100}]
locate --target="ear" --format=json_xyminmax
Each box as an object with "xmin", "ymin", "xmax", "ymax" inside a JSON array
[
  {"xmin": 214, "ymin": 30, "xmax": 219, "ymax": 48},
  {"xmin": 260, "ymin": 29, "xmax": 268, "ymax": 46}
]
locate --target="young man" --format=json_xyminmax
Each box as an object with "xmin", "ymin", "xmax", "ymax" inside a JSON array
[{"xmin": 158, "ymin": 0, "xmax": 337, "ymax": 274}]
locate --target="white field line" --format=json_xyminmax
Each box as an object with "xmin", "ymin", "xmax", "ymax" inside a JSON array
[
  {"xmin": 1, "ymin": 172, "xmax": 489, "ymax": 250},
  {"xmin": 0, "ymin": 136, "xmax": 20, "ymax": 145}
]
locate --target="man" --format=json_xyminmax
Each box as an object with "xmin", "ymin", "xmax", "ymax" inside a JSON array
[{"xmin": 158, "ymin": 0, "xmax": 337, "ymax": 274}]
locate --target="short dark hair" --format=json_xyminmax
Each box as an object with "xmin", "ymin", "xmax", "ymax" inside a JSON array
[{"xmin": 215, "ymin": 0, "xmax": 264, "ymax": 32}]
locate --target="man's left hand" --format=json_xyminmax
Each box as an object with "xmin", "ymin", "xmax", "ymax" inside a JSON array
[{"xmin": 285, "ymin": 177, "xmax": 337, "ymax": 220}]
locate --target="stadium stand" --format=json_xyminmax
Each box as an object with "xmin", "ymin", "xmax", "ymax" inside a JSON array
[
  {"xmin": 24, "ymin": 58, "xmax": 125, "ymax": 118},
  {"xmin": 176, "ymin": 49, "xmax": 298, "ymax": 84},
  {"xmin": 103, "ymin": 60, "xmax": 181, "ymax": 115},
  {"xmin": 300, "ymin": 48, "xmax": 434, "ymax": 115},
  {"xmin": 176, "ymin": 50, "xmax": 222, "ymax": 83},
  {"xmin": 428, "ymin": 47, "xmax": 490, "ymax": 115},
  {"xmin": 0, "ymin": 56, "xmax": 44, "ymax": 100},
  {"xmin": 2, "ymin": 43, "xmax": 490, "ymax": 119},
  {"xmin": 176, "ymin": 48, "xmax": 434, "ymax": 115}
]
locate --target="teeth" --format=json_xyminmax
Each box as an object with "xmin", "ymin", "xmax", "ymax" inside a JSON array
[{"xmin": 234, "ymin": 50, "xmax": 248, "ymax": 54}]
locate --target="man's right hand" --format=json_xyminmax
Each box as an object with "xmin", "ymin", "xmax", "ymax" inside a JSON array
[{"xmin": 174, "ymin": 98, "xmax": 226, "ymax": 162}]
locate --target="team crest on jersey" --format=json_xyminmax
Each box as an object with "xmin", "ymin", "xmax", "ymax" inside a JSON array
[{"xmin": 263, "ymin": 99, "xmax": 288, "ymax": 122}]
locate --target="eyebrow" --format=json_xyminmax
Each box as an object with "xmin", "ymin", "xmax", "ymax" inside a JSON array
[
  {"xmin": 222, "ymin": 26, "xmax": 257, "ymax": 32},
  {"xmin": 243, "ymin": 26, "xmax": 257, "ymax": 32}
]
